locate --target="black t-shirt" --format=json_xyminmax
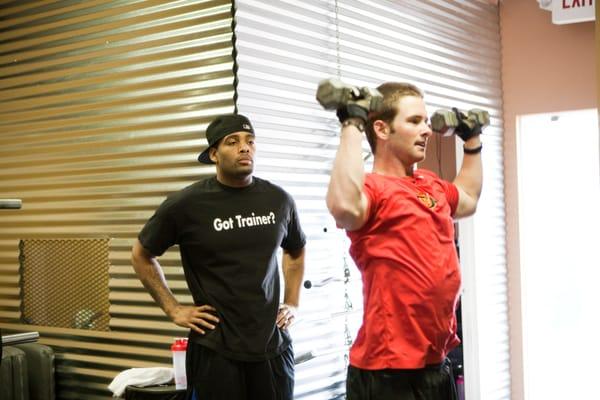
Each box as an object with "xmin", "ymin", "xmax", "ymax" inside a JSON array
[{"xmin": 138, "ymin": 176, "xmax": 306, "ymax": 361}]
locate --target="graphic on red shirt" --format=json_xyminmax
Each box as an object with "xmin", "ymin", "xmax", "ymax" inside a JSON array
[{"xmin": 416, "ymin": 191, "xmax": 437, "ymax": 209}]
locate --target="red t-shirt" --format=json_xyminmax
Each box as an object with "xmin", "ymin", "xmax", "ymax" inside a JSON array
[{"xmin": 346, "ymin": 169, "xmax": 461, "ymax": 370}]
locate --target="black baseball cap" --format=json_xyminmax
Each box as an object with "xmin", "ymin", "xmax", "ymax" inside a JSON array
[{"xmin": 198, "ymin": 114, "xmax": 255, "ymax": 164}]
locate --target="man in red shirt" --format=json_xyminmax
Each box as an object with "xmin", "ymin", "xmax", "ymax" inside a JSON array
[{"xmin": 326, "ymin": 82, "xmax": 483, "ymax": 399}]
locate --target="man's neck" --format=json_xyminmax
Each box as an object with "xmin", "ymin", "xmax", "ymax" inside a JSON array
[
  {"xmin": 372, "ymin": 154, "xmax": 414, "ymax": 178},
  {"xmin": 215, "ymin": 174, "xmax": 253, "ymax": 188}
]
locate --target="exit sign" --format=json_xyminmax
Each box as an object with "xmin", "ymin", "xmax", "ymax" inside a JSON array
[{"xmin": 552, "ymin": 0, "xmax": 595, "ymax": 24}]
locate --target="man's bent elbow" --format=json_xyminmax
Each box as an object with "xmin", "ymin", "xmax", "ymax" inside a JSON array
[
  {"xmin": 455, "ymin": 200, "xmax": 479, "ymax": 219},
  {"xmin": 327, "ymin": 203, "xmax": 364, "ymax": 231}
]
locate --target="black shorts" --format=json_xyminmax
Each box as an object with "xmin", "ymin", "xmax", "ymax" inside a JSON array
[
  {"xmin": 185, "ymin": 342, "xmax": 294, "ymax": 400},
  {"xmin": 346, "ymin": 359, "xmax": 458, "ymax": 400}
]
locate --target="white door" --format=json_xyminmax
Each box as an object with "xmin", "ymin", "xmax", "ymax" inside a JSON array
[{"xmin": 517, "ymin": 109, "xmax": 600, "ymax": 400}]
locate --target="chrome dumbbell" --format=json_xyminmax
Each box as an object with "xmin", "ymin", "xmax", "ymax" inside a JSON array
[
  {"xmin": 316, "ymin": 78, "xmax": 383, "ymax": 113},
  {"xmin": 431, "ymin": 108, "xmax": 490, "ymax": 137}
]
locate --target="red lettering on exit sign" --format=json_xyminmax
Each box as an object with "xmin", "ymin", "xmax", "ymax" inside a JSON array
[
  {"xmin": 553, "ymin": 0, "xmax": 595, "ymax": 24},
  {"xmin": 562, "ymin": 0, "xmax": 593, "ymax": 9}
]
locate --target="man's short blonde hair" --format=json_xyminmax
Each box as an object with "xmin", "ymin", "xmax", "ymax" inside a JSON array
[{"xmin": 365, "ymin": 82, "xmax": 424, "ymax": 155}]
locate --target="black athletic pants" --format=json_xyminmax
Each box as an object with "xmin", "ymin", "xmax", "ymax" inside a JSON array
[
  {"xmin": 346, "ymin": 358, "xmax": 458, "ymax": 400},
  {"xmin": 185, "ymin": 342, "xmax": 294, "ymax": 400}
]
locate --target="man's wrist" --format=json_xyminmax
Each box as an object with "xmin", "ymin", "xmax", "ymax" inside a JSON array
[
  {"xmin": 463, "ymin": 135, "xmax": 481, "ymax": 146},
  {"xmin": 463, "ymin": 143, "xmax": 483, "ymax": 154},
  {"xmin": 336, "ymin": 104, "xmax": 368, "ymax": 125},
  {"xmin": 164, "ymin": 302, "xmax": 181, "ymax": 319},
  {"xmin": 341, "ymin": 119, "xmax": 365, "ymax": 133}
]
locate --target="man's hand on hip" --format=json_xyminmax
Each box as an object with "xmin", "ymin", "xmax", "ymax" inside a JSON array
[
  {"xmin": 169, "ymin": 304, "xmax": 219, "ymax": 335},
  {"xmin": 277, "ymin": 304, "xmax": 297, "ymax": 330}
]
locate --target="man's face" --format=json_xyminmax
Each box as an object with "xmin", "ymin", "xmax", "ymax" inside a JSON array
[
  {"xmin": 209, "ymin": 131, "xmax": 256, "ymax": 180},
  {"xmin": 386, "ymin": 95, "xmax": 432, "ymax": 164}
]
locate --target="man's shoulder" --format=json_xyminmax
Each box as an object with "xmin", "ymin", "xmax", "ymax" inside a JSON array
[
  {"xmin": 179, "ymin": 177, "xmax": 219, "ymax": 194},
  {"xmin": 163, "ymin": 177, "xmax": 216, "ymax": 204},
  {"xmin": 252, "ymin": 177, "xmax": 297, "ymax": 209},
  {"xmin": 253, "ymin": 177, "xmax": 288, "ymax": 195},
  {"xmin": 414, "ymin": 169, "xmax": 442, "ymax": 182},
  {"xmin": 363, "ymin": 172, "xmax": 390, "ymax": 192},
  {"xmin": 414, "ymin": 169, "xmax": 455, "ymax": 195}
]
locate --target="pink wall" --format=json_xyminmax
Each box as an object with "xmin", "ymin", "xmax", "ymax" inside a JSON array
[
  {"xmin": 500, "ymin": 1, "xmax": 596, "ymax": 399},
  {"xmin": 501, "ymin": 1, "xmax": 596, "ymax": 116}
]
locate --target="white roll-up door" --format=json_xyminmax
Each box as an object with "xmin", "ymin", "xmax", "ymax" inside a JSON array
[{"xmin": 233, "ymin": 1, "xmax": 508, "ymax": 399}]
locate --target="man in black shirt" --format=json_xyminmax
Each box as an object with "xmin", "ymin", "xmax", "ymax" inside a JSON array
[{"xmin": 131, "ymin": 114, "xmax": 306, "ymax": 400}]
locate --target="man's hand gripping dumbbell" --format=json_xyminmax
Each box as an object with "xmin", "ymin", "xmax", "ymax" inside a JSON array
[
  {"xmin": 316, "ymin": 78, "xmax": 384, "ymax": 132},
  {"xmin": 431, "ymin": 108, "xmax": 490, "ymax": 154}
]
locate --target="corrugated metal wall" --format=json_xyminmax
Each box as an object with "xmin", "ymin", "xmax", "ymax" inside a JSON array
[{"xmin": 0, "ymin": 1, "xmax": 235, "ymax": 398}]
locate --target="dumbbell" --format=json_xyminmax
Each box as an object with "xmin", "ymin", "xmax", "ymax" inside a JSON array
[
  {"xmin": 431, "ymin": 108, "xmax": 490, "ymax": 137},
  {"xmin": 316, "ymin": 78, "xmax": 384, "ymax": 113}
]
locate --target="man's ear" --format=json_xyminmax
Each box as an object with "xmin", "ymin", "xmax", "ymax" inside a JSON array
[
  {"xmin": 209, "ymin": 147, "xmax": 218, "ymax": 164},
  {"xmin": 373, "ymin": 120, "xmax": 390, "ymax": 141}
]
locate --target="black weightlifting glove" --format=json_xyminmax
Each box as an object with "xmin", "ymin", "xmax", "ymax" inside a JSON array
[
  {"xmin": 453, "ymin": 107, "xmax": 482, "ymax": 142},
  {"xmin": 336, "ymin": 103, "xmax": 369, "ymax": 124}
]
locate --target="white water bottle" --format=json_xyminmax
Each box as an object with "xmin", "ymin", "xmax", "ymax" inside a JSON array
[{"xmin": 171, "ymin": 338, "xmax": 188, "ymax": 390}]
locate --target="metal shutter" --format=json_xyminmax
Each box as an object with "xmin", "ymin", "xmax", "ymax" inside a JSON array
[{"xmin": 233, "ymin": 1, "xmax": 508, "ymax": 399}]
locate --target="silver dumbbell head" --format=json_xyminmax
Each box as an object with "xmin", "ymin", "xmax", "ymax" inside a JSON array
[
  {"xmin": 359, "ymin": 87, "xmax": 384, "ymax": 113},
  {"xmin": 431, "ymin": 109, "xmax": 459, "ymax": 136},
  {"xmin": 316, "ymin": 78, "xmax": 360, "ymax": 110},
  {"xmin": 468, "ymin": 109, "xmax": 490, "ymax": 127}
]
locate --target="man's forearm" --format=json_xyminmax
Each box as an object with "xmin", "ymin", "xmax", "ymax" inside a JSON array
[
  {"xmin": 454, "ymin": 135, "xmax": 483, "ymax": 200},
  {"xmin": 132, "ymin": 241, "xmax": 180, "ymax": 318},
  {"xmin": 282, "ymin": 247, "xmax": 305, "ymax": 307}
]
